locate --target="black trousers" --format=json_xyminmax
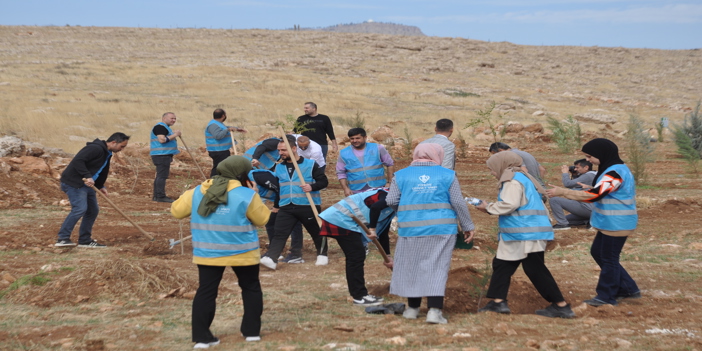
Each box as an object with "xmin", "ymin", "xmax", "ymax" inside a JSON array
[
  {"xmin": 331, "ymin": 233, "xmax": 368, "ymax": 300},
  {"xmin": 408, "ymin": 296, "xmax": 444, "ymax": 309},
  {"xmin": 192, "ymin": 264, "xmax": 263, "ymax": 342},
  {"xmin": 151, "ymin": 155, "xmax": 172, "ymax": 198},
  {"xmin": 208, "ymin": 150, "xmax": 231, "ymax": 177},
  {"xmin": 265, "ymin": 204, "xmax": 326, "ymax": 263},
  {"xmin": 486, "ymin": 251, "xmax": 565, "ymax": 303},
  {"xmin": 264, "ymin": 212, "xmax": 304, "ymax": 256}
]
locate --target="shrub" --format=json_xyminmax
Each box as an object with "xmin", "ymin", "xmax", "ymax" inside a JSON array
[
  {"xmin": 546, "ymin": 115, "xmax": 582, "ymax": 153},
  {"xmin": 465, "ymin": 101, "xmax": 503, "ymax": 143},
  {"xmin": 673, "ymin": 102, "xmax": 702, "ymax": 176},
  {"xmin": 626, "ymin": 114, "xmax": 655, "ymax": 184}
]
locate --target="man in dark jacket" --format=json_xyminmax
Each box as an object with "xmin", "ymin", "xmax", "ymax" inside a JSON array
[{"xmin": 55, "ymin": 132, "xmax": 130, "ymax": 248}]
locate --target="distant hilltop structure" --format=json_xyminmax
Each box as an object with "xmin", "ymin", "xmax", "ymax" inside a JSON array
[{"xmin": 290, "ymin": 21, "xmax": 425, "ymax": 36}]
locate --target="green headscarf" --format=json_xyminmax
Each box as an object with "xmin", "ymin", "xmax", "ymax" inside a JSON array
[{"xmin": 197, "ymin": 155, "xmax": 253, "ymax": 217}]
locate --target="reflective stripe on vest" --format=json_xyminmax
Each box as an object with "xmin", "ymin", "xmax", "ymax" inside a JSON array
[
  {"xmin": 243, "ymin": 140, "xmax": 279, "ymax": 170},
  {"xmin": 497, "ymin": 173, "xmax": 554, "ymax": 242},
  {"xmin": 590, "ymin": 164, "xmax": 638, "ymax": 231},
  {"xmin": 319, "ymin": 188, "xmax": 395, "ymax": 241},
  {"xmin": 150, "ymin": 122, "xmax": 180, "ymax": 155},
  {"xmin": 190, "ymin": 185, "xmax": 260, "ymax": 258},
  {"xmin": 340, "ymin": 143, "xmax": 386, "ymax": 191},
  {"xmin": 394, "ymin": 165, "xmax": 457, "ymax": 237},
  {"xmin": 275, "ymin": 158, "xmax": 321, "ymax": 206},
  {"xmin": 205, "ymin": 120, "xmax": 232, "ymax": 152}
]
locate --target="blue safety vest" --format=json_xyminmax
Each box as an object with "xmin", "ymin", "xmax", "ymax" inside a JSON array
[
  {"xmin": 205, "ymin": 120, "xmax": 232, "ymax": 152},
  {"xmin": 497, "ymin": 172, "xmax": 554, "ymax": 241},
  {"xmin": 190, "ymin": 184, "xmax": 260, "ymax": 258},
  {"xmin": 247, "ymin": 169, "xmax": 277, "ymax": 204},
  {"xmin": 243, "ymin": 140, "xmax": 279, "ymax": 170},
  {"xmin": 340, "ymin": 143, "xmax": 386, "ymax": 191},
  {"xmin": 275, "ymin": 158, "xmax": 321, "ymax": 206},
  {"xmin": 591, "ymin": 164, "xmax": 638, "ymax": 231},
  {"xmin": 150, "ymin": 122, "xmax": 180, "ymax": 156},
  {"xmin": 395, "ymin": 165, "xmax": 457, "ymax": 237},
  {"xmin": 319, "ymin": 188, "xmax": 395, "ymax": 240}
]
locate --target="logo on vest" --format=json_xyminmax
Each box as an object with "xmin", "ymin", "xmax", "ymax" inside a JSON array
[
  {"xmin": 419, "ymin": 175, "xmax": 430, "ymax": 183},
  {"xmin": 215, "ymin": 207, "xmax": 231, "ymax": 215}
]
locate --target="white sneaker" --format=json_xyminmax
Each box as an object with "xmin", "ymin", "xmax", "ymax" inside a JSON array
[
  {"xmin": 403, "ymin": 307, "xmax": 419, "ymax": 319},
  {"xmin": 193, "ymin": 338, "xmax": 220, "ymax": 349},
  {"xmin": 245, "ymin": 336, "xmax": 261, "ymax": 342},
  {"xmin": 260, "ymin": 256, "xmax": 277, "ymax": 270},
  {"xmin": 426, "ymin": 308, "xmax": 447, "ymax": 324},
  {"xmin": 315, "ymin": 255, "xmax": 329, "ymax": 266}
]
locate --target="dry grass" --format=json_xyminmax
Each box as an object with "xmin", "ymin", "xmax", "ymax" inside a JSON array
[{"xmin": 1, "ymin": 26, "xmax": 700, "ymax": 153}]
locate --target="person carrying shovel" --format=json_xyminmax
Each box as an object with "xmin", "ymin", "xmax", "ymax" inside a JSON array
[
  {"xmin": 171, "ymin": 155, "xmax": 270, "ymax": 347},
  {"xmin": 55, "ymin": 132, "xmax": 130, "ymax": 248},
  {"xmin": 318, "ymin": 187, "xmax": 395, "ymax": 306}
]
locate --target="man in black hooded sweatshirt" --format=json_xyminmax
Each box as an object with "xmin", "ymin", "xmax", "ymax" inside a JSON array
[{"xmin": 55, "ymin": 132, "xmax": 130, "ymax": 248}]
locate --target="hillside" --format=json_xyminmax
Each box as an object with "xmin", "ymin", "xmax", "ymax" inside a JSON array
[
  {"xmin": 0, "ymin": 25, "xmax": 700, "ymax": 153},
  {"xmin": 307, "ymin": 21, "xmax": 425, "ymax": 36}
]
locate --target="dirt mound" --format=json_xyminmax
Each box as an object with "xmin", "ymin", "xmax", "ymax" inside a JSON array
[{"xmin": 4, "ymin": 258, "xmax": 197, "ymax": 307}]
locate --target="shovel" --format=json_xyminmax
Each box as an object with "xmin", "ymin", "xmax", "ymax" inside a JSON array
[
  {"xmin": 169, "ymin": 235, "xmax": 192, "ymax": 249},
  {"xmin": 83, "ymin": 179, "xmax": 155, "ymax": 241},
  {"xmin": 348, "ymin": 214, "xmax": 391, "ymax": 265}
]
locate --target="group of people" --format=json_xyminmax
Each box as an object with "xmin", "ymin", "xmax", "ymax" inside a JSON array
[{"xmin": 53, "ymin": 104, "xmax": 640, "ymax": 348}]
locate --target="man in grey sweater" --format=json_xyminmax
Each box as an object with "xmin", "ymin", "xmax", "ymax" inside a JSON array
[
  {"xmin": 420, "ymin": 119, "xmax": 456, "ymax": 170},
  {"xmin": 549, "ymin": 159, "xmax": 596, "ymax": 230}
]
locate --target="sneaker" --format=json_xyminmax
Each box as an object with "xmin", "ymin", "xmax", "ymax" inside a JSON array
[
  {"xmin": 552, "ymin": 224, "xmax": 571, "ymax": 230},
  {"xmin": 315, "ymin": 255, "xmax": 328, "ymax": 266},
  {"xmin": 535, "ymin": 303, "xmax": 576, "ymax": 319},
  {"xmin": 353, "ymin": 294, "xmax": 383, "ymax": 306},
  {"xmin": 55, "ymin": 239, "xmax": 77, "ymax": 247},
  {"xmin": 584, "ymin": 297, "xmax": 616, "ymax": 307},
  {"xmin": 245, "ymin": 336, "xmax": 261, "ymax": 342},
  {"xmin": 260, "ymin": 256, "xmax": 277, "ymax": 270},
  {"xmin": 478, "ymin": 300, "xmax": 511, "ymax": 314},
  {"xmin": 154, "ymin": 197, "xmax": 174, "ymax": 203},
  {"xmin": 616, "ymin": 291, "xmax": 642, "ymax": 301},
  {"xmin": 426, "ymin": 308, "xmax": 447, "ymax": 324},
  {"xmin": 364, "ymin": 244, "xmax": 369, "ymax": 256},
  {"xmin": 77, "ymin": 240, "xmax": 107, "ymax": 248},
  {"xmin": 281, "ymin": 254, "xmax": 304, "ymax": 264},
  {"xmin": 402, "ymin": 307, "xmax": 419, "ymax": 319},
  {"xmin": 193, "ymin": 338, "xmax": 220, "ymax": 349}
]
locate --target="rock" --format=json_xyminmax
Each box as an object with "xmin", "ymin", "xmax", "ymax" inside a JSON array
[
  {"xmin": 613, "ymin": 338, "xmax": 632, "ymax": 348},
  {"xmin": 496, "ymin": 103, "xmax": 516, "ymax": 111},
  {"xmin": 524, "ymin": 123, "xmax": 544, "ymax": 133},
  {"xmin": 2, "ymin": 272, "xmax": 16, "ymax": 283},
  {"xmin": 572, "ymin": 302, "xmax": 588, "ymax": 314},
  {"xmin": 8, "ymin": 157, "xmax": 23, "ymax": 164},
  {"xmin": 493, "ymin": 322, "xmax": 516, "ymax": 335},
  {"xmin": 532, "ymin": 110, "xmax": 546, "ymax": 116},
  {"xmin": 582, "ymin": 317, "xmax": 600, "ymax": 326},
  {"xmin": 14, "ymin": 156, "xmax": 50, "ymax": 175},
  {"xmin": 385, "ymin": 336, "xmax": 406, "ymax": 346},
  {"xmin": 0, "ymin": 161, "xmax": 11, "ymax": 176},
  {"xmin": 452, "ymin": 332, "xmax": 472, "ymax": 338},
  {"xmin": 504, "ymin": 121, "xmax": 524, "ymax": 133},
  {"xmin": 435, "ymin": 327, "xmax": 448, "ymax": 335},
  {"xmin": 574, "ymin": 113, "xmax": 617, "ymax": 124},
  {"xmin": 525, "ymin": 339, "xmax": 539, "ymax": 348},
  {"xmin": 370, "ymin": 125, "xmax": 398, "ymax": 144},
  {"xmin": 321, "ymin": 343, "xmax": 363, "ymax": 350},
  {"xmin": 59, "ymin": 200, "xmax": 70, "ymax": 206},
  {"xmin": 74, "ymin": 295, "xmax": 90, "ymax": 303},
  {"xmin": 689, "ymin": 242, "xmax": 702, "ymax": 250},
  {"xmin": 0, "ymin": 136, "xmax": 25, "ymax": 157}
]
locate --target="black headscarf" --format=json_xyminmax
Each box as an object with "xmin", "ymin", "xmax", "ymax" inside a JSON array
[{"xmin": 581, "ymin": 138, "xmax": 624, "ymax": 186}]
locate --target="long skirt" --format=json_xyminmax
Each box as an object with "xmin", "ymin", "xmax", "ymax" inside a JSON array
[{"xmin": 390, "ymin": 234, "xmax": 455, "ymax": 297}]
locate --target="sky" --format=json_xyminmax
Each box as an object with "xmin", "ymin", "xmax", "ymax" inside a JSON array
[{"xmin": 1, "ymin": 0, "xmax": 701, "ymax": 50}]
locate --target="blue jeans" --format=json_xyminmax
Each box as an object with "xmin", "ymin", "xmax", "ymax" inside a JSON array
[
  {"xmin": 320, "ymin": 144, "xmax": 328, "ymax": 161},
  {"xmin": 57, "ymin": 182, "xmax": 99, "ymax": 243},
  {"xmin": 590, "ymin": 231, "xmax": 639, "ymax": 304}
]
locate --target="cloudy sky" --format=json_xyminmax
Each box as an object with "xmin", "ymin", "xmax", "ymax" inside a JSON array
[{"xmin": 1, "ymin": 0, "xmax": 700, "ymax": 49}]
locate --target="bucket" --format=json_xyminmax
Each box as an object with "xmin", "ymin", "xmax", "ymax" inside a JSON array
[{"xmin": 455, "ymin": 232, "xmax": 474, "ymax": 250}]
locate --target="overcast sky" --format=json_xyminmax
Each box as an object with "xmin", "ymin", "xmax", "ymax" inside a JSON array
[{"xmin": 1, "ymin": 0, "xmax": 700, "ymax": 49}]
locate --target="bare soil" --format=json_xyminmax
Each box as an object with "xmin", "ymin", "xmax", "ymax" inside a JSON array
[{"xmin": 1, "ymin": 140, "xmax": 701, "ymax": 350}]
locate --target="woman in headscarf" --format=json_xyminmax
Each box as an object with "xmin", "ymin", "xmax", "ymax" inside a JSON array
[
  {"xmin": 474, "ymin": 151, "xmax": 575, "ymax": 318},
  {"xmin": 172, "ymin": 156, "xmax": 270, "ymax": 348},
  {"xmin": 386, "ymin": 143, "xmax": 475, "ymax": 324},
  {"xmin": 546, "ymin": 138, "xmax": 640, "ymax": 307}
]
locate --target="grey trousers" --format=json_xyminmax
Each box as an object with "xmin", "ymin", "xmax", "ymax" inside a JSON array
[{"xmin": 549, "ymin": 197, "xmax": 593, "ymax": 226}]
